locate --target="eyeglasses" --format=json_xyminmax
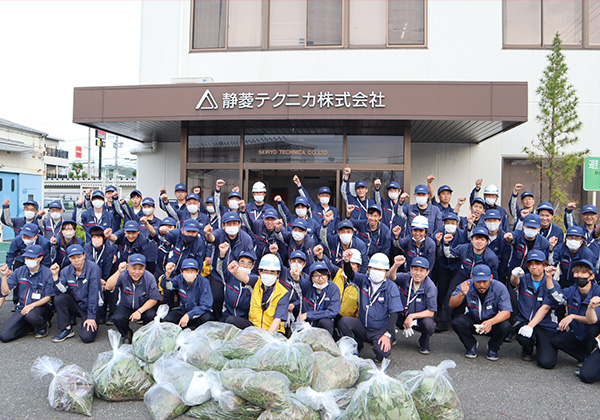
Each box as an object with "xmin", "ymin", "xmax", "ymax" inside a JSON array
[{"xmin": 312, "ymin": 273, "xmax": 328, "ymax": 280}]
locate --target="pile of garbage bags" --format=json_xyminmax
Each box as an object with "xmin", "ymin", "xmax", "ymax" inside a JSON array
[{"xmin": 31, "ymin": 307, "xmax": 464, "ymax": 420}]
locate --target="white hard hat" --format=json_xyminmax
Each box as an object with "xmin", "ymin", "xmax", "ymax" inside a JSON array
[
  {"xmin": 368, "ymin": 253, "xmax": 390, "ymax": 270},
  {"xmin": 349, "ymin": 249, "xmax": 362, "ymax": 265},
  {"xmin": 483, "ymin": 184, "xmax": 499, "ymax": 195},
  {"xmin": 252, "ymin": 181, "xmax": 267, "ymax": 193},
  {"xmin": 411, "ymin": 215, "xmax": 429, "ymax": 231},
  {"xmin": 258, "ymin": 254, "xmax": 281, "ymax": 271}
]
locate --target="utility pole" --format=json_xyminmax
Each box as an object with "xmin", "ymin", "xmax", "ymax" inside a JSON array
[
  {"xmin": 112, "ymin": 137, "xmax": 124, "ymax": 182},
  {"xmin": 87, "ymin": 128, "xmax": 91, "ymax": 176}
]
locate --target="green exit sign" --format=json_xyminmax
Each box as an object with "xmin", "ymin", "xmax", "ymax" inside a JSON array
[{"xmin": 583, "ymin": 157, "xmax": 600, "ymax": 191}]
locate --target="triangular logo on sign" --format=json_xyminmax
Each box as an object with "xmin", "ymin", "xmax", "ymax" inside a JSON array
[{"xmin": 195, "ymin": 89, "xmax": 219, "ymax": 110}]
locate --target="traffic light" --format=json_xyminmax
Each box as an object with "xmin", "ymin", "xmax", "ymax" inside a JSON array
[{"xmin": 95, "ymin": 139, "xmax": 106, "ymax": 147}]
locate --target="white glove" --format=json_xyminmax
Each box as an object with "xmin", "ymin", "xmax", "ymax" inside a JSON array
[
  {"xmin": 474, "ymin": 324, "xmax": 485, "ymax": 334},
  {"xmin": 512, "ymin": 267, "xmax": 525, "ymax": 278},
  {"xmin": 403, "ymin": 328, "xmax": 414, "ymax": 338},
  {"xmin": 518, "ymin": 325, "xmax": 533, "ymax": 338}
]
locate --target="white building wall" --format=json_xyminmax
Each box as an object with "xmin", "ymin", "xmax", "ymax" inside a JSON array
[
  {"xmin": 0, "ymin": 127, "xmax": 45, "ymax": 175},
  {"xmin": 138, "ymin": 0, "xmax": 600, "ymax": 210}
]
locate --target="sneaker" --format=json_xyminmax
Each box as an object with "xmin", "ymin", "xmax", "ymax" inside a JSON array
[
  {"xmin": 123, "ymin": 329, "xmax": 133, "ymax": 345},
  {"xmin": 419, "ymin": 346, "xmax": 431, "ymax": 355},
  {"xmin": 34, "ymin": 328, "xmax": 48, "ymax": 338},
  {"xmin": 486, "ymin": 348, "xmax": 499, "ymax": 361},
  {"xmin": 105, "ymin": 318, "xmax": 114, "ymax": 326},
  {"xmin": 465, "ymin": 343, "xmax": 478, "ymax": 359},
  {"xmin": 575, "ymin": 369, "xmax": 581, "ymax": 377},
  {"xmin": 521, "ymin": 351, "xmax": 534, "ymax": 362},
  {"xmin": 52, "ymin": 328, "xmax": 75, "ymax": 343},
  {"xmin": 576, "ymin": 361, "xmax": 583, "ymax": 368}
]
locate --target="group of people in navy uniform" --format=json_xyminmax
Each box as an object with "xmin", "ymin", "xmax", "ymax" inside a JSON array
[{"xmin": 1, "ymin": 168, "xmax": 600, "ymax": 384}]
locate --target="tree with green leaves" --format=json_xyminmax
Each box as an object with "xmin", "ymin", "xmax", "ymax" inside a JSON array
[{"xmin": 524, "ymin": 32, "xmax": 588, "ymax": 211}]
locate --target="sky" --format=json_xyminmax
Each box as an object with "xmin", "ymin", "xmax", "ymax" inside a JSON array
[{"xmin": 0, "ymin": 0, "xmax": 143, "ymax": 166}]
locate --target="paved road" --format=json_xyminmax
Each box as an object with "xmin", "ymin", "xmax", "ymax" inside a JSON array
[{"xmin": 0, "ymin": 303, "xmax": 597, "ymax": 420}]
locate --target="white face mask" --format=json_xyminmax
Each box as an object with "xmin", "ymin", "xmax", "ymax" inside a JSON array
[
  {"xmin": 224, "ymin": 226, "xmax": 239, "ymax": 237},
  {"xmin": 292, "ymin": 231, "xmax": 306, "ymax": 242},
  {"xmin": 92, "ymin": 200, "xmax": 104, "ymax": 209},
  {"xmin": 485, "ymin": 222, "xmax": 500, "ymax": 232},
  {"xmin": 63, "ymin": 231, "xmax": 76, "ymax": 240},
  {"xmin": 24, "ymin": 210, "xmax": 36, "ymax": 220},
  {"xmin": 239, "ymin": 266, "xmax": 252, "ymax": 275},
  {"xmin": 183, "ymin": 272, "xmax": 197, "ymax": 284},
  {"xmin": 295, "ymin": 208, "xmax": 307, "ymax": 218},
  {"xmin": 50, "ymin": 211, "xmax": 62, "ymax": 220},
  {"xmin": 444, "ymin": 224, "xmax": 457, "ymax": 234},
  {"xmin": 485, "ymin": 197, "xmax": 497, "ymax": 206},
  {"xmin": 25, "ymin": 259, "xmax": 39, "ymax": 269},
  {"xmin": 523, "ymin": 228, "xmax": 538, "ymax": 239},
  {"xmin": 261, "ymin": 273, "xmax": 277, "ymax": 287},
  {"xmin": 369, "ymin": 269, "xmax": 386, "ymax": 284},
  {"xmin": 290, "ymin": 262, "xmax": 304, "ymax": 272},
  {"xmin": 92, "ymin": 238, "xmax": 104, "ymax": 249},
  {"xmin": 313, "ymin": 281, "xmax": 328, "ymax": 290},
  {"xmin": 388, "ymin": 192, "xmax": 400, "ymax": 201},
  {"xmin": 23, "ymin": 237, "xmax": 36, "ymax": 245},
  {"xmin": 142, "ymin": 207, "xmax": 154, "ymax": 216},
  {"xmin": 254, "ymin": 194, "xmax": 265, "ymax": 203},
  {"xmin": 415, "ymin": 196, "xmax": 428, "ymax": 206},
  {"xmin": 206, "ymin": 205, "xmax": 215, "ymax": 214},
  {"xmin": 339, "ymin": 233, "xmax": 353, "ymax": 245},
  {"xmin": 228, "ymin": 200, "xmax": 239, "ymax": 210},
  {"xmin": 566, "ymin": 239, "xmax": 582, "ymax": 251},
  {"xmin": 319, "ymin": 196, "xmax": 330, "ymax": 206},
  {"xmin": 187, "ymin": 204, "xmax": 199, "ymax": 214}
]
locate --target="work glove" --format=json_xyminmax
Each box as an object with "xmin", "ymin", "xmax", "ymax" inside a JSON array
[
  {"xmin": 512, "ymin": 267, "xmax": 525, "ymax": 278},
  {"xmin": 403, "ymin": 328, "xmax": 414, "ymax": 338},
  {"xmin": 518, "ymin": 325, "xmax": 534, "ymax": 338}
]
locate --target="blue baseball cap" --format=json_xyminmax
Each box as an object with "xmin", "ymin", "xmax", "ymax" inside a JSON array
[
  {"xmin": 130, "ymin": 189, "xmax": 142, "ymax": 198},
  {"xmin": 61, "ymin": 219, "xmax": 77, "ymax": 229},
  {"xmin": 386, "ymin": 181, "xmax": 401, "ymax": 190},
  {"xmin": 91, "ymin": 190, "xmax": 105, "ymax": 200},
  {"xmin": 48, "ymin": 200, "xmax": 63, "ymax": 210},
  {"xmin": 414, "ymin": 184, "xmax": 428, "ymax": 195},
  {"xmin": 205, "ymin": 196, "xmax": 214, "ymax": 204},
  {"xmin": 228, "ymin": 191, "xmax": 242, "ymax": 199},
  {"xmin": 181, "ymin": 258, "xmax": 199, "ymax": 270},
  {"xmin": 128, "ymin": 254, "xmax": 146, "ymax": 266},
  {"xmin": 337, "ymin": 220, "xmax": 354, "ymax": 230},
  {"xmin": 222, "ymin": 212, "xmax": 241, "ymax": 224},
  {"xmin": 521, "ymin": 191, "xmax": 534, "ymax": 200},
  {"xmin": 186, "ymin": 193, "xmax": 200, "ymax": 202},
  {"xmin": 318, "ymin": 186, "xmax": 331, "ymax": 195},
  {"xmin": 90, "ymin": 225, "xmax": 105, "ymax": 236},
  {"xmin": 21, "ymin": 223, "xmax": 39, "ymax": 237},
  {"xmin": 295, "ymin": 196, "xmax": 309, "ymax": 207},
  {"xmin": 264, "ymin": 209, "xmax": 278, "ymax": 219},
  {"xmin": 238, "ymin": 251, "xmax": 257, "ymax": 262},
  {"xmin": 537, "ymin": 202, "xmax": 554, "ymax": 213},
  {"xmin": 523, "ymin": 213, "xmax": 541, "ymax": 229},
  {"xmin": 442, "ymin": 212, "xmax": 460, "ymax": 222},
  {"xmin": 309, "ymin": 261, "xmax": 329, "ymax": 275},
  {"xmin": 175, "ymin": 183, "xmax": 187, "ymax": 192},
  {"xmin": 182, "ymin": 219, "xmax": 201, "ymax": 232},
  {"xmin": 124, "ymin": 220, "xmax": 140, "ymax": 232},
  {"xmin": 471, "ymin": 197, "xmax": 485, "ymax": 207},
  {"xmin": 368, "ymin": 204, "xmax": 382, "ymax": 215},
  {"xmin": 483, "ymin": 209, "xmax": 502, "ymax": 220},
  {"xmin": 290, "ymin": 250, "xmax": 308, "ymax": 261},
  {"xmin": 472, "ymin": 226, "xmax": 489, "ymax": 238},
  {"xmin": 292, "ymin": 218, "xmax": 308, "ymax": 230},
  {"xmin": 105, "ymin": 185, "xmax": 117, "ymax": 192},
  {"xmin": 437, "ymin": 185, "xmax": 453, "ymax": 194},
  {"xmin": 526, "ymin": 249, "xmax": 546, "ymax": 263},
  {"xmin": 572, "ymin": 259, "xmax": 594, "ymax": 272},
  {"xmin": 472, "ymin": 264, "xmax": 492, "ymax": 281},
  {"xmin": 67, "ymin": 244, "xmax": 85, "ymax": 258},
  {"xmin": 582, "ymin": 205, "xmax": 598, "ymax": 214},
  {"xmin": 411, "ymin": 257, "xmax": 430, "ymax": 270},
  {"xmin": 161, "ymin": 217, "xmax": 177, "ymax": 227},
  {"xmin": 142, "ymin": 197, "xmax": 155, "ymax": 207},
  {"xmin": 355, "ymin": 180, "xmax": 367, "ymax": 188},
  {"xmin": 23, "ymin": 200, "xmax": 39, "ymax": 209},
  {"xmin": 566, "ymin": 226, "xmax": 585, "ymax": 238},
  {"xmin": 23, "ymin": 244, "xmax": 44, "ymax": 259}
]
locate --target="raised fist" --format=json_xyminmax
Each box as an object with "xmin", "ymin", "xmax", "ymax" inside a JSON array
[
  {"xmin": 204, "ymin": 224, "xmax": 213, "ymax": 235},
  {"xmin": 313, "ymin": 244, "xmax": 324, "ymax": 259},
  {"xmin": 514, "ymin": 183, "xmax": 523, "ymax": 192},
  {"xmin": 504, "ymin": 232, "xmax": 513, "ymax": 242},
  {"xmin": 160, "ymin": 193, "xmax": 169, "ymax": 203},
  {"xmin": 216, "ymin": 179, "xmax": 226, "ymax": 189},
  {"xmin": 443, "ymin": 233, "xmax": 454, "ymax": 244},
  {"xmin": 2, "ymin": 199, "xmax": 9, "ymax": 206},
  {"xmin": 118, "ymin": 261, "xmax": 128, "ymax": 273},
  {"xmin": 548, "ymin": 236, "xmax": 558, "ymax": 250},
  {"xmin": 37, "ymin": 209, "xmax": 46, "ymax": 217},
  {"xmin": 342, "ymin": 249, "xmax": 353, "ymax": 262},
  {"xmin": 394, "ymin": 255, "xmax": 406, "ymax": 266},
  {"xmin": 346, "ymin": 205, "xmax": 355, "ymax": 216},
  {"xmin": 374, "ymin": 179, "xmax": 381, "ymax": 189},
  {"xmin": 392, "ymin": 225, "xmax": 402, "ymax": 239},
  {"xmin": 274, "ymin": 219, "xmax": 284, "ymax": 231},
  {"xmin": 324, "ymin": 210, "xmax": 334, "ymax": 226},
  {"xmin": 219, "ymin": 242, "xmax": 230, "ymax": 257},
  {"xmin": 400, "ymin": 192, "xmax": 409, "ymax": 201},
  {"xmin": 139, "ymin": 216, "xmax": 148, "ymax": 225},
  {"xmin": 427, "ymin": 175, "xmax": 435, "ymax": 184},
  {"xmin": 50, "ymin": 236, "xmax": 58, "ymax": 245},
  {"xmin": 238, "ymin": 200, "xmax": 246, "ymax": 212},
  {"xmin": 544, "ymin": 265, "xmax": 557, "ymax": 276},
  {"xmin": 228, "ymin": 260, "xmax": 239, "ymax": 274},
  {"xmin": 165, "ymin": 262, "xmax": 176, "ymax": 274},
  {"xmin": 269, "ymin": 243, "xmax": 279, "ymax": 254},
  {"xmin": 50, "ymin": 263, "xmax": 60, "ymax": 277},
  {"xmin": 77, "ymin": 197, "xmax": 84, "ymax": 206},
  {"xmin": 475, "ymin": 178, "xmax": 483, "ymax": 189},
  {"xmin": 232, "ymin": 186, "xmax": 240, "ymax": 193},
  {"xmin": 159, "ymin": 187, "xmax": 167, "ymax": 195},
  {"xmin": 84, "ymin": 188, "xmax": 92, "ymax": 196},
  {"xmin": 293, "ymin": 175, "xmax": 301, "ymax": 187},
  {"xmin": 567, "ymin": 202, "xmax": 577, "ymax": 211},
  {"xmin": 343, "ymin": 167, "xmax": 351, "ymax": 177},
  {"xmin": 104, "ymin": 228, "xmax": 112, "ymax": 238},
  {"xmin": 273, "ymin": 195, "xmax": 282, "ymax": 203},
  {"xmin": 435, "ymin": 232, "xmax": 443, "ymax": 244},
  {"xmin": 457, "ymin": 197, "xmax": 467, "ymax": 205},
  {"xmin": 0, "ymin": 264, "xmax": 11, "ymax": 277}
]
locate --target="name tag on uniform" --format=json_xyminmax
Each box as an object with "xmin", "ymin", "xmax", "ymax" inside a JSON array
[
  {"xmin": 378, "ymin": 297, "xmax": 385, "ymax": 302},
  {"xmin": 82, "ymin": 279, "xmax": 87, "ymax": 284},
  {"xmin": 486, "ymin": 305, "xmax": 493, "ymax": 310},
  {"xmin": 416, "ymin": 298, "xmax": 422, "ymax": 302},
  {"xmin": 537, "ymin": 297, "xmax": 543, "ymax": 302},
  {"xmin": 31, "ymin": 293, "xmax": 42, "ymax": 300}
]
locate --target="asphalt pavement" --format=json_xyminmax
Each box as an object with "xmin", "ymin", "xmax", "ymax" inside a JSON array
[{"xmin": 0, "ymin": 302, "xmax": 597, "ymax": 420}]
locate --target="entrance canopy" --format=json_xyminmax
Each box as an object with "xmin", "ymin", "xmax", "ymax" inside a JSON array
[{"xmin": 73, "ymin": 81, "xmax": 527, "ymax": 143}]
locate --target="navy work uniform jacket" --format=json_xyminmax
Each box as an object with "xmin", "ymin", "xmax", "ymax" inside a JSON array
[
  {"xmin": 167, "ymin": 274, "xmax": 213, "ymax": 318},
  {"xmin": 56, "ymin": 260, "xmax": 102, "ymax": 320},
  {"xmin": 352, "ymin": 272, "xmax": 403, "ymax": 331},
  {"xmin": 393, "ymin": 273, "xmax": 438, "ymax": 315},
  {"xmin": 451, "ymin": 279, "xmax": 512, "ymax": 322},
  {"xmin": 115, "ymin": 271, "xmax": 162, "ymax": 309}
]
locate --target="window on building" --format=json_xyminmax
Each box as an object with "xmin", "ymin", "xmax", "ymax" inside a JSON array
[
  {"xmin": 349, "ymin": 0, "xmax": 387, "ymax": 46},
  {"xmin": 306, "ymin": 0, "xmax": 343, "ymax": 46},
  {"xmin": 269, "ymin": 0, "xmax": 306, "ymax": 47},
  {"xmin": 192, "ymin": 0, "xmax": 227, "ymax": 49},
  {"xmin": 388, "ymin": 0, "xmax": 426, "ymax": 45},
  {"xmin": 588, "ymin": 0, "xmax": 600, "ymax": 45}
]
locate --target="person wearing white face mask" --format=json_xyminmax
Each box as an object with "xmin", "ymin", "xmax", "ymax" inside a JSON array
[
  {"xmin": 278, "ymin": 250, "xmax": 309, "ymax": 324},
  {"xmin": 39, "ymin": 200, "xmax": 65, "ymax": 240},
  {"xmin": 338, "ymin": 251, "xmax": 403, "ymax": 361},
  {"xmin": 218, "ymin": 251, "xmax": 259, "ymax": 322},
  {"xmin": 504, "ymin": 213, "xmax": 550, "ymax": 280},
  {"xmin": 293, "ymin": 174, "xmax": 341, "ymax": 229},
  {"xmin": 204, "ymin": 196, "xmax": 220, "ymax": 230},
  {"xmin": 76, "ymin": 190, "xmax": 115, "ymax": 243},
  {"xmin": 481, "ymin": 209, "xmax": 510, "ymax": 285},
  {"xmin": 137, "ymin": 197, "xmax": 162, "ymax": 238},
  {"xmin": 51, "ymin": 219, "xmax": 84, "ymax": 268},
  {"xmin": 469, "ymin": 179, "xmax": 511, "ymax": 232},
  {"xmin": 341, "ymin": 167, "xmax": 375, "ymax": 221},
  {"xmin": 162, "ymin": 258, "xmax": 213, "ymax": 329},
  {"xmin": 0, "ymin": 245, "xmax": 55, "ymax": 342},
  {"xmin": 403, "ymin": 184, "xmax": 442, "ymax": 238},
  {"xmin": 246, "ymin": 181, "xmax": 276, "ymax": 222},
  {"xmin": 84, "ymin": 226, "xmax": 117, "ymax": 325},
  {"xmin": 275, "ymin": 218, "xmax": 315, "ymax": 269},
  {"xmin": 296, "ymin": 261, "xmax": 341, "ymax": 336},
  {"xmin": 548, "ymin": 226, "xmax": 595, "ymax": 288},
  {"xmin": 5, "ymin": 223, "xmax": 51, "ymax": 272},
  {"xmin": 320, "ymin": 217, "xmax": 369, "ymax": 274},
  {"xmin": 393, "ymin": 215, "xmax": 436, "ymax": 273},
  {"xmin": 373, "ymin": 180, "xmax": 408, "ymax": 233},
  {"xmin": 274, "ymin": 195, "xmax": 320, "ymax": 243},
  {"xmin": 2, "ymin": 198, "xmax": 41, "ymax": 237}
]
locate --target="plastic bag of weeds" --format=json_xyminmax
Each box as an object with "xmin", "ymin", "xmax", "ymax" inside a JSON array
[
  {"xmin": 311, "ymin": 351, "xmax": 359, "ymax": 392},
  {"xmin": 144, "ymin": 382, "xmax": 188, "ymax": 420},
  {"xmin": 187, "ymin": 396, "xmax": 264, "ymax": 420},
  {"xmin": 175, "ymin": 329, "xmax": 228, "ymax": 371},
  {"xmin": 296, "ymin": 387, "xmax": 348, "ymax": 420},
  {"xmin": 92, "ymin": 329, "xmax": 153, "ymax": 401},
  {"xmin": 32, "ymin": 356, "xmax": 94, "ymax": 416},
  {"xmin": 339, "ymin": 359, "xmax": 420, "ymax": 420},
  {"xmin": 290, "ymin": 322, "xmax": 341, "ymax": 356},
  {"xmin": 398, "ymin": 360, "xmax": 464, "ymax": 420},
  {"xmin": 132, "ymin": 304, "xmax": 182, "ymax": 363},
  {"xmin": 220, "ymin": 327, "xmax": 284, "ymax": 359},
  {"xmin": 257, "ymin": 398, "xmax": 320, "ymax": 420},
  {"xmin": 220, "ymin": 368, "xmax": 292, "ymax": 411},
  {"xmin": 337, "ymin": 336, "xmax": 377, "ymax": 384},
  {"xmin": 194, "ymin": 321, "xmax": 240, "ymax": 341}
]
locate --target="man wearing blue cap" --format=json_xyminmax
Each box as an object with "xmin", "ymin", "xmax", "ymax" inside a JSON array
[
  {"xmin": 118, "ymin": 189, "xmax": 144, "ymax": 223},
  {"xmin": 346, "ymin": 203, "xmax": 391, "ymax": 257},
  {"xmin": 2, "ymin": 198, "xmax": 41, "ymax": 237},
  {"xmin": 0, "ymin": 245, "xmax": 55, "ymax": 341},
  {"xmin": 163, "ymin": 193, "xmax": 209, "ymax": 226},
  {"xmin": 547, "ymin": 260, "xmax": 600, "ymax": 367},
  {"xmin": 449, "ymin": 264, "xmax": 512, "ymax": 360},
  {"xmin": 510, "ymin": 250, "xmax": 560, "ymax": 368},
  {"xmin": 481, "ymin": 209, "xmax": 510, "ymax": 283},
  {"xmin": 392, "ymin": 215, "xmax": 436, "ymax": 272},
  {"xmin": 469, "ymin": 179, "xmax": 511, "ymax": 232},
  {"xmin": 138, "ymin": 197, "xmax": 162, "ymax": 238},
  {"xmin": 549, "ymin": 226, "xmax": 596, "ymax": 288},
  {"xmin": 504, "ymin": 213, "xmax": 550, "ymax": 279},
  {"xmin": 275, "ymin": 195, "xmax": 320, "ymax": 242},
  {"xmin": 242, "ymin": 207, "xmax": 283, "ymax": 263},
  {"xmin": 159, "ymin": 183, "xmax": 190, "ymax": 214},
  {"xmin": 51, "ymin": 244, "xmax": 102, "ymax": 343},
  {"xmin": 5, "ymin": 223, "xmax": 51, "ymax": 271},
  {"xmin": 373, "ymin": 179, "xmax": 407, "ymax": 232},
  {"xmin": 162, "ymin": 219, "xmax": 207, "ymax": 277},
  {"xmin": 76, "ymin": 190, "xmax": 115, "ymax": 242},
  {"xmin": 537, "ymin": 202, "xmax": 564, "ymax": 246},
  {"xmin": 509, "ymin": 183, "xmax": 536, "ymax": 229},
  {"xmin": 102, "ymin": 185, "xmax": 124, "ymax": 231},
  {"xmin": 296, "ymin": 261, "xmax": 341, "ymax": 336},
  {"xmin": 458, "ymin": 197, "xmax": 486, "ymax": 235},
  {"xmin": 163, "ymin": 258, "xmax": 213, "ymax": 328},
  {"xmin": 320, "ymin": 216, "xmax": 368, "ymax": 274},
  {"xmin": 105, "ymin": 254, "xmax": 162, "ymax": 342},
  {"xmin": 275, "ymin": 218, "xmax": 315, "ymax": 268},
  {"xmin": 426, "ymin": 175, "xmax": 467, "ymax": 216},
  {"xmin": 293, "ymin": 174, "xmax": 340, "ymax": 229},
  {"xmin": 85, "ymin": 226, "xmax": 117, "ymax": 324},
  {"xmin": 204, "ymin": 196, "xmax": 221, "ymax": 230},
  {"xmin": 39, "ymin": 200, "xmax": 65, "ymax": 240},
  {"xmin": 218, "ymin": 251, "xmax": 258, "ymax": 321},
  {"xmin": 403, "ymin": 184, "xmax": 442, "ymax": 238},
  {"xmin": 105, "ymin": 220, "xmax": 158, "ymax": 274},
  {"xmin": 341, "ymin": 167, "xmax": 375, "ymax": 221},
  {"xmin": 145, "ymin": 217, "xmax": 178, "ymax": 280},
  {"xmin": 278, "ymin": 250, "xmax": 309, "ymax": 323},
  {"xmin": 565, "ymin": 202, "xmax": 598, "ymax": 244},
  {"xmin": 388, "ymin": 255, "xmax": 438, "ymax": 354}
]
